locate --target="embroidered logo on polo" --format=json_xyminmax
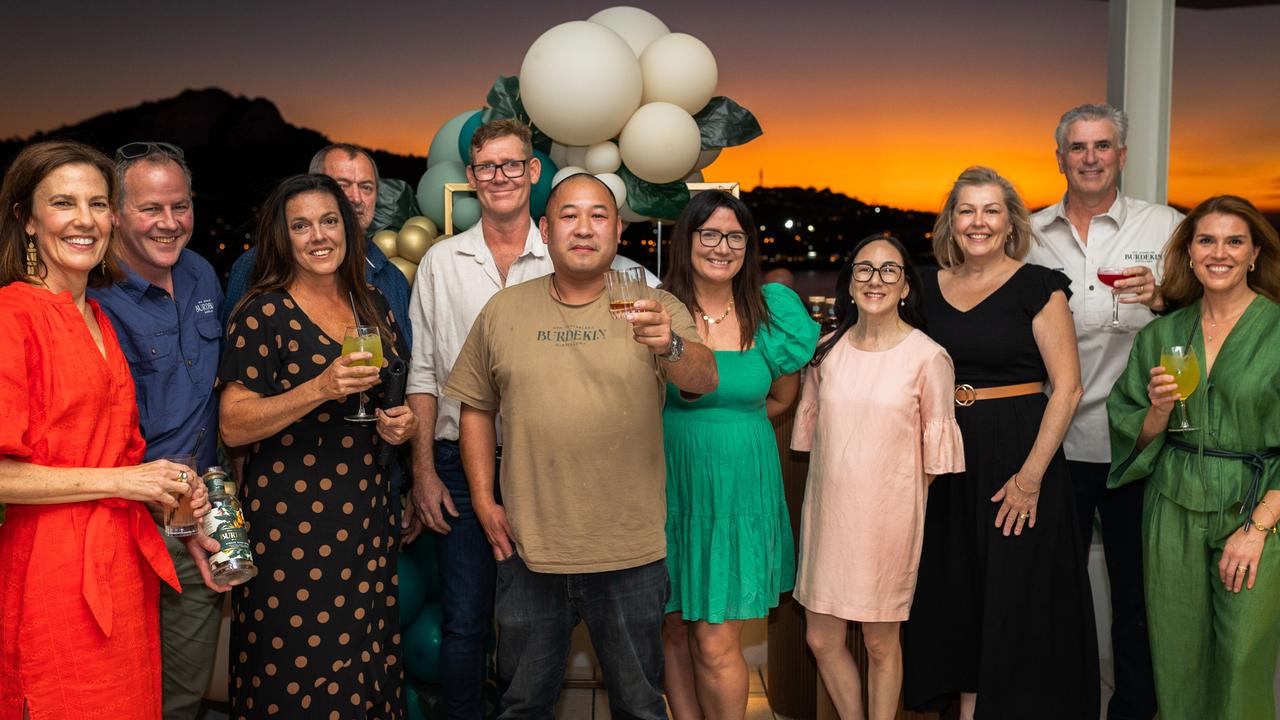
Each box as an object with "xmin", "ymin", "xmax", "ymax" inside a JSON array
[
  {"xmin": 1124, "ymin": 251, "xmax": 1161, "ymax": 264},
  {"xmin": 194, "ymin": 298, "xmax": 216, "ymax": 315},
  {"xmin": 536, "ymin": 325, "xmax": 609, "ymax": 347}
]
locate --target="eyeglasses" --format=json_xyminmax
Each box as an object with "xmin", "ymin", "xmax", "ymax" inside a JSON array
[
  {"xmin": 851, "ymin": 262, "xmax": 904, "ymax": 284},
  {"xmin": 115, "ymin": 141, "xmax": 185, "ymax": 162},
  {"xmin": 696, "ymin": 228, "xmax": 748, "ymax": 250},
  {"xmin": 470, "ymin": 159, "xmax": 529, "ymax": 182}
]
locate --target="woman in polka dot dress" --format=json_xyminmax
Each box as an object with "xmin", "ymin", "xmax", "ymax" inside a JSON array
[{"xmin": 218, "ymin": 174, "xmax": 417, "ymax": 719}]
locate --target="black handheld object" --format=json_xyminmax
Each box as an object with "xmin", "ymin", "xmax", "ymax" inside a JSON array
[{"xmin": 377, "ymin": 358, "xmax": 408, "ymax": 468}]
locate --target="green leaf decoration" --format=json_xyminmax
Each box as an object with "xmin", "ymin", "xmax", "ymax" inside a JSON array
[
  {"xmin": 481, "ymin": 75, "xmax": 553, "ymax": 154},
  {"xmin": 694, "ymin": 96, "xmax": 763, "ymax": 149},
  {"xmin": 371, "ymin": 178, "xmax": 421, "ymax": 234},
  {"xmin": 618, "ymin": 165, "xmax": 691, "ymax": 221}
]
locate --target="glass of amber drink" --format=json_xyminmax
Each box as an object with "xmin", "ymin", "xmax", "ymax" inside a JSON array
[
  {"xmin": 605, "ymin": 267, "xmax": 646, "ymax": 319},
  {"xmin": 1159, "ymin": 345, "xmax": 1200, "ymax": 432},
  {"xmin": 163, "ymin": 454, "xmax": 199, "ymax": 537}
]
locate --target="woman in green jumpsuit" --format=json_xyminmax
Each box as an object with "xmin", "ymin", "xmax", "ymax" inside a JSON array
[{"xmin": 1107, "ymin": 195, "xmax": 1280, "ymax": 720}]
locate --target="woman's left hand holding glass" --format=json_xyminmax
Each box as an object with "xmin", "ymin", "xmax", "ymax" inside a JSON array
[
  {"xmin": 375, "ymin": 405, "xmax": 417, "ymax": 446},
  {"xmin": 991, "ymin": 472, "xmax": 1041, "ymax": 537},
  {"xmin": 1219, "ymin": 527, "xmax": 1266, "ymax": 593}
]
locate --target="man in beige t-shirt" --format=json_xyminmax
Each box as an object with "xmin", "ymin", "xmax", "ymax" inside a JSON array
[{"xmin": 445, "ymin": 174, "xmax": 717, "ymax": 718}]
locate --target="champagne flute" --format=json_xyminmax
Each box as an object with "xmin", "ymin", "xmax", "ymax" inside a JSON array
[
  {"xmin": 1096, "ymin": 266, "xmax": 1127, "ymax": 332},
  {"xmin": 342, "ymin": 325, "xmax": 383, "ymax": 423},
  {"xmin": 1159, "ymin": 345, "xmax": 1200, "ymax": 432}
]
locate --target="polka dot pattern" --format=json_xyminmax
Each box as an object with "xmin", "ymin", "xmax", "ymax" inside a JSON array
[{"xmin": 223, "ymin": 289, "xmax": 404, "ymax": 719}]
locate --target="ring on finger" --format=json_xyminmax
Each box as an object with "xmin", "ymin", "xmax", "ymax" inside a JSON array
[
  {"xmin": 1236, "ymin": 565, "xmax": 1247, "ymax": 574},
  {"xmin": 178, "ymin": 470, "xmax": 188, "ymax": 482},
  {"xmin": 1018, "ymin": 512, "xmax": 1031, "ymax": 520}
]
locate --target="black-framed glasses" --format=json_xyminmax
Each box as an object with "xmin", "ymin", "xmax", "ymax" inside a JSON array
[
  {"xmin": 471, "ymin": 159, "xmax": 529, "ymax": 181},
  {"xmin": 115, "ymin": 141, "xmax": 185, "ymax": 162},
  {"xmin": 696, "ymin": 228, "xmax": 748, "ymax": 250},
  {"xmin": 852, "ymin": 262, "xmax": 904, "ymax": 284}
]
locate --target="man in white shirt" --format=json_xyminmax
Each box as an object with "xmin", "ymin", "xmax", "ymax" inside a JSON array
[
  {"xmin": 403, "ymin": 119, "xmax": 652, "ymax": 718},
  {"xmin": 1027, "ymin": 103, "xmax": 1182, "ymax": 720}
]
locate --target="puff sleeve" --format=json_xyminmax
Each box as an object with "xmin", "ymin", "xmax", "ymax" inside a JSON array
[{"xmin": 757, "ymin": 283, "xmax": 820, "ymax": 380}]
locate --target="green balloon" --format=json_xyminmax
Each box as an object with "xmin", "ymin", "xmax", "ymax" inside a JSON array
[
  {"xmin": 404, "ymin": 602, "xmax": 444, "ymax": 683},
  {"xmin": 416, "ymin": 161, "xmax": 468, "ymax": 230},
  {"xmin": 427, "ymin": 110, "xmax": 479, "ymax": 168},
  {"xmin": 529, "ymin": 148, "xmax": 557, "ymax": 221},
  {"xmin": 397, "ymin": 551, "xmax": 427, "ymax": 626},
  {"xmin": 403, "ymin": 533, "xmax": 443, "ymax": 601},
  {"xmin": 456, "ymin": 111, "xmax": 486, "ymax": 164},
  {"xmin": 453, "ymin": 196, "xmax": 481, "ymax": 232},
  {"xmin": 406, "ymin": 684, "xmax": 427, "ymax": 720}
]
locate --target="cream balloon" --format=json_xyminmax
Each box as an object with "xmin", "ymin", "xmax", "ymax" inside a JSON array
[
  {"xmin": 551, "ymin": 165, "xmax": 589, "ymax": 187},
  {"xmin": 402, "ymin": 215, "xmax": 439, "ymax": 238},
  {"xmin": 587, "ymin": 6, "xmax": 670, "ymax": 57},
  {"xmin": 549, "ymin": 143, "xmax": 570, "ymax": 167},
  {"xmin": 371, "ymin": 229, "xmax": 399, "ymax": 259},
  {"xmin": 564, "ymin": 145, "xmax": 589, "ymax": 168},
  {"xmin": 390, "ymin": 257, "xmax": 418, "ymax": 287},
  {"xmin": 618, "ymin": 102, "xmax": 702, "ymax": 184},
  {"xmin": 396, "ymin": 225, "xmax": 434, "ymax": 264},
  {"xmin": 639, "ymin": 33, "xmax": 718, "ymax": 115},
  {"xmin": 595, "ymin": 172, "xmax": 627, "ymax": 209},
  {"xmin": 619, "ymin": 201, "xmax": 649, "ymax": 224},
  {"xmin": 584, "ymin": 142, "xmax": 622, "ymax": 174},
  {"xmin": 520, "ymin": 21, "xmax": 642, "ymax": 146}
]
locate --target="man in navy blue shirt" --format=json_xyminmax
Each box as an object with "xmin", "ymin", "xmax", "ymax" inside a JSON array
[
  {"xmin": 222, "ymin": 143, "xmax": 411, "ymax": 345},
  {"xmin": 89, "ymin": 142, "xmax": 227, "ymax": 720}
]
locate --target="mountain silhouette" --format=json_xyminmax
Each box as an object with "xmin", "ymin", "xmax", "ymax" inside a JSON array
[{"xmin": 0, "ymin": 88, "xmax": 426, "ymax": 279}]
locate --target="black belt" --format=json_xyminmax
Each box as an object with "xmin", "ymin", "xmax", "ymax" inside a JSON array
[{"xmin": 1166, "ymin": 437, "xmax": 1280, "ymax": 532}]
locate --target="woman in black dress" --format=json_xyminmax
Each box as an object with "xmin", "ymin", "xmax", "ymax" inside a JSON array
[
  {"xmin": 219, "ymin": 173, "xmax": 416, "ymax": 719},
  {"xmin": 903, "ymin": 166, "xmax": 1099, "ymax": 719}
]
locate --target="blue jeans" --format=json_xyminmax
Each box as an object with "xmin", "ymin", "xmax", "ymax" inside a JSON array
[
  {"xmin": 495, "ymin": 554, "xmax": 669, "ymax": 720},
  {"xmin": 434, "ymin": 440, "xmax": 498, "ymax": 720}
]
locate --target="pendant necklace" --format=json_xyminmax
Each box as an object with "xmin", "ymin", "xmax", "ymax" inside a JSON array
[{"xmin": 700, "ymin": 299, "xmax": 734, "ymax": 325}]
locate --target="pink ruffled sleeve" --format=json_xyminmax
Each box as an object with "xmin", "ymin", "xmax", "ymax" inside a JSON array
[
  {"xmin": 919, "ymin": 347, "xmax": 965, "ymax": 475},
  {"xmin": 790, "ymin": 364, "xmax": 820, "ymax": 452}
]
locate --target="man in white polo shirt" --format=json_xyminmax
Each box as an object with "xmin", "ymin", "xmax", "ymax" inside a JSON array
[
  {"xmin": 1027, "ymin": 103, "xmax": 1182, "ymax": 720},
  {"xmin": 403, "ymin": 118, "xmax": 652, "ymax": 719}
]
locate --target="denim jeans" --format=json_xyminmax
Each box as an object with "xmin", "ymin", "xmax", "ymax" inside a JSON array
[
  {"xmin": 434, "ymin": 440, "xmax": 498, "ymax": 720},
  {"xmin": 495, "ymin": 554, "xmax": 669, "ymax": 720}
]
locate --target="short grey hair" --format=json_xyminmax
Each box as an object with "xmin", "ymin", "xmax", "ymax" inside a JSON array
[
  {"xmin": 1054, "ymin": 103, "xmax": 1128, "ymax": 152},
  {"xmin": 115, "ymin": 150, "xmax": 193, "ymax": 210},
  {"xmin": 309, "ymin": 143, "xmax": 380, "ymax": 189}
]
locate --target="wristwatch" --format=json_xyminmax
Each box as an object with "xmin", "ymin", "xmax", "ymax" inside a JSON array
[{"xmin": 659, "ymin": 333, "xmax": 684, "ymax": 362}]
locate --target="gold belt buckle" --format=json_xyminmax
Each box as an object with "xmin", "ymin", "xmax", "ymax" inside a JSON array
[{"xmin": 955, "ymin": 383, "xmax": 977, "ymax": 407}]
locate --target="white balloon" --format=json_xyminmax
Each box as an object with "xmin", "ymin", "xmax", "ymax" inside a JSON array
[
  {"xmin": 584, "ymin": 141, "xmax": 622, "ymax": 174},
  {"xmin": 693, "ymin": 147, "xmax": 721, "ymax": 171},
  {"xmin": 564, "ymin": 145, "xmax": 589, "ymax": 168},
  {"xmin": 595, "ymin": 172, "xmax": 627, "ymax": 209},
  {"xmin": 640, "ymin": 33, "xmax": 718, "ymax": 115},
  {"xmin": 520, "ymin": 21, "xmax": 642, "ymax": 146},
  {"xmin": 618, "ymin": 102, "xmax": 702, "ymax": 184},
  {"xmin": 552, "ymin": 165, "xmax": 589, "ymax": 187},
  {"xmin": 588, "ymin": 6, "xmax": 670, "ymax": 57},
  {"xmin": 549, "ymin": 142, "xmax": 569, "ymax": 167}
]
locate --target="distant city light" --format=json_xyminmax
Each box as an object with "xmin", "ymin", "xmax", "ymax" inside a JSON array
[
  {"xmin": 807, "ymin": 225, "xmax": 815, "ymax": 232},
  {"xmin": 874, "ymin": 207, "xmax": 881, "ymax": 214},
  {"xmin": 784, "ymin": 219, "xmax": 794, "ymax": 229},
  {"xmin": 806, "ymin": 250, "xmax": 818, "ymax": 259},
  {"xmin": 759, "ymin": 225, "xmax": 766, "ymax": 231}
]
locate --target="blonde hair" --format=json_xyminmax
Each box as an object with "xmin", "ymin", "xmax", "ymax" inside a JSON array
[{"xmin": 931, "ymin": 166, "xmax": 1032, "ymax": 269}]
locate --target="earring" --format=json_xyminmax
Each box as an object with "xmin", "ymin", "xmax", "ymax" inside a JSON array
[
  {"xmin": 25, "ymin": 236, "xmax": 37, "ymax": 275},
  {"xmin": 899, "ymin": 298, "xmax": 906, "ymax": 307},
  {"xmin": 1250, "ymin": 261, "xmax": 1256, "ymax": 272},
  {"xmin": 1189, "ymin": 259, "xmax": 1194, "ymax": 269}
]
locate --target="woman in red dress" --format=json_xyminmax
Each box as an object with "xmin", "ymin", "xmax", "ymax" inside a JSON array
[{"xmin": 0, "ymin": 141, "xmax": 211, "ymax": 720}]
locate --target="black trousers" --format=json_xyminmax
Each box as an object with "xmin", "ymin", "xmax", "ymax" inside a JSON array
[{"xmin": 1067, "ymin": 460, "xmax": 1157, "ymax": 720}]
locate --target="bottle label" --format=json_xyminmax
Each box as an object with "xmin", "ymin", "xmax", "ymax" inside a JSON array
[{"xmin": 202, "ymin": 500, "xmax": 252, "ymax": 566}]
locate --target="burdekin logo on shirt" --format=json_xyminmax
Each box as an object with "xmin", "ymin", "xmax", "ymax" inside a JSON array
[{"xmin": 536, "ymin": 325, "xmax": 608, "ymax": 347}]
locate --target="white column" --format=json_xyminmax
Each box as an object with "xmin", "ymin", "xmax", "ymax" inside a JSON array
[{"xmin": 1107, "ymin": 0, "xmax": 1176, "ymax": 204}]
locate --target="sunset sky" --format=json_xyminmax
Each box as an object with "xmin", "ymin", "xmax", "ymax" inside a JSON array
[{"xmin": 3, "ymin": 0, "xmax": 1278, "ymax": 211}]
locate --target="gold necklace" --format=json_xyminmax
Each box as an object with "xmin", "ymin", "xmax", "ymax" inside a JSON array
[
  {"xmin": 1202, "ymin": 304, "xmax": 1249, "ymax": 343},
  {"xmin": 700, "ymin": 299, "xmax": 734, "ymax": 325}
]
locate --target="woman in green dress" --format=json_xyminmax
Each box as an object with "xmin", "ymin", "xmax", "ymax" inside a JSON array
[
  {"xmin": 659, "ymin": 190, "xmax": 818, "ymax": 719},
  {"xmin": 1107, "ymin": 195, "xmax": 1280, "ymax": 720}
]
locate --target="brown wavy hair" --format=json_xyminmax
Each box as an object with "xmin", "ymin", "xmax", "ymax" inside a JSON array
[
  {"xmin": 661, "ymin": 190, "xmax": 769, "ymax": 350},
  {"xmin": 1161, "ymin": 195, "xmax": 1280, "ymax": 306},
  {"xmin": 1, "ymin": 140, "xmax": 123, "ymax": 288},
  {"xmin": 231, "ymin": 174, "xmax": 392, "ymax": 341},
  {"xmin": 931, "ymin": 166, "xmax": 1032, "ymax": 268}
]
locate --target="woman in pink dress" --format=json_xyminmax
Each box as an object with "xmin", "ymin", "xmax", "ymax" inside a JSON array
[{"xmin": 791, "ymin": 235, "xmax": 964, "ymax": 720}]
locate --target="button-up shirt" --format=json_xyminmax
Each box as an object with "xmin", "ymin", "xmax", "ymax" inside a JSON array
[
  {"xmin": 89, "ymin": 249, "xmax": 224, "ymax": 469},
  {"xmin": 407, "ymin": 218, "xmax": 657, "ymax": 442},
  {"xmin": 1028, "ymin": 194, "xmax": 1183, "ymax": 463},
  {"xmin": 223, "ymin": 240, "xmax": 412, "ymax": 347}
]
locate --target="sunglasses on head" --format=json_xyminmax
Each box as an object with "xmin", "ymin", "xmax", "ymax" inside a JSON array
[{"xmin": 115, "ymin": 141, "xmax": 185, "ymax": 162}]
